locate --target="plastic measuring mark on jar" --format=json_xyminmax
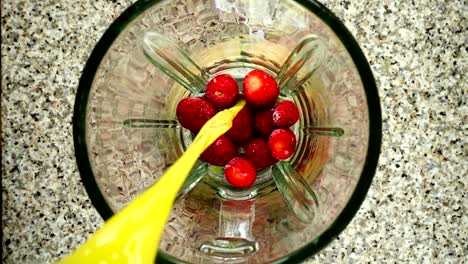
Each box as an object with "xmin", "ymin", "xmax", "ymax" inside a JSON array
[{"xmin": 58, "ymin": 100, "xmax": 246, "ymax": 264}]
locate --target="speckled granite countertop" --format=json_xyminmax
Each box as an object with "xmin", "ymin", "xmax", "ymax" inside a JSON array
[{"xmin": 2, "ymin": 0, "xmax": 466, "ymax": 263}]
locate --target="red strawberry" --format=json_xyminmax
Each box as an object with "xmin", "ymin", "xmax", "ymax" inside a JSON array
[
  {"xmin": 242, "ymin": 69, "xmax": 279, "ymax": 108},
  {"xmin": 272, "ymin": 100, "xmax": 299, "ymax": 127},
  {"xmin": 226, "ymin": 105, "xmax": 254, "ymax": 145},
  {"xmin": 253, "ymin": 109, "xmax": 275, "ymax": 137},
  {"xmin": 268, "ymin": 128, "xmax": 297, "ymax": 160},
  {"xmin": 176, "ymin": 97, "xmax": 217, "ymax": 133},
  {"xmin": 200, "ymin": 135, "xmax": 239, "ymax": 166},
  {"xmin": 205, "ymin": 74, "xmax": 239, "ymax": 109},
  {"xmin": 224, "ymin": 157, "xmax": 257, "ymax": 188},
  {"xmin": 245, "ymin": 138, "xmax": 278, "ymax": 170}
]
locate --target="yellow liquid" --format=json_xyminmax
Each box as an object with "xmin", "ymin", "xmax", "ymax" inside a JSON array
[{"xmin": 59, "ymin": 100, "xmax": 246, "ymax": 264}]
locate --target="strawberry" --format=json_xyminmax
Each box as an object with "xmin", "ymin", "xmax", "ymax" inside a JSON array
[
  {"xmin": 224, "ymin": 157, "xmax": 257, "ymax": 188},
  {"xmin": 176, "ymin": 97, "xmax": 217, "ymax": 133},
  {"xmin": 268, "ymin": 128, "xmax": 297, "ymax": 160},
  {"xmin": 253, "ymin": 108, "xmax": 275, "ymax": 137},
  {"xmin": 205, "ymin": 74, "xmax": 239, "ymax": 109},
  {"xmin": 242, "ymin": 69, "xmax": 279, "ymax": 108},
  {"xmin": 200, "ymin": 135, "xmax": 239, "ymax": 166},
  {"xmin": 272, "ymin": 100, "xmax": 299, "ymax": 127},
  {"xmin": 245, "ymin": 138, "xmax": 278, "ymax": 170},
  {"xmin": 226, "ymin": 105, "xmax": 254, "ymax": 145}
]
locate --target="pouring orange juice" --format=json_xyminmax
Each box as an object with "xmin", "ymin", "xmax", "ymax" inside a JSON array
[{"xmin": 59, "ymin": 100, "xmax": 246, "ymax": 264}]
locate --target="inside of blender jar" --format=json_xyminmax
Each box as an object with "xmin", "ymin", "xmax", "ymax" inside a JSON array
[
  {"xmin": 119, "ymin": 34, "xmax": 340, "ymax": 260},
  {"xmin": 85, "ymin": 1, "xmax": 371, "ymax": 262}
]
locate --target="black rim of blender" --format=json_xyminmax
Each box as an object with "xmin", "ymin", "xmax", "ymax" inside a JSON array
[{"xmin": 73, "ymin": 0, "xmax": 382, "ymax": 263}]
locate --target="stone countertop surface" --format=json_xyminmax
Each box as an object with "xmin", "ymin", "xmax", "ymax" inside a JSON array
[{"xmin": 1, "ymin": 0, "xmax": 466, "ymax": 263}]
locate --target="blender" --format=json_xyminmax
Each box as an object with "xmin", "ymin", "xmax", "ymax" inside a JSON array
[{"xmin": 73, "ymin": 0, "xmax": 381, "ymax": 262}]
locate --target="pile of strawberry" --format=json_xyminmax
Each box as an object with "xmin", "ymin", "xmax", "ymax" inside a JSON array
[{"xmin": 176, "ymin": 69, "xmax": 299, "ymax": 188}]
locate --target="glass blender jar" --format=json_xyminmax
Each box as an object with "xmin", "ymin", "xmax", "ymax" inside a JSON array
[{"xmin": 73, "ymin": 0, "xmax": 381, "ymax": 263}]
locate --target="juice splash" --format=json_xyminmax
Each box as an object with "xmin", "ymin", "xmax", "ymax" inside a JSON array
[{"xmin": 59, "ymin": 100, "xmax": 246, "ymax": 264}]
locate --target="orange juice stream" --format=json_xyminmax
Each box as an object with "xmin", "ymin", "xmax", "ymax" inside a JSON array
[{"xmin": 59, "ymin": 100, "xmax": 246, "ymax": 264}]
